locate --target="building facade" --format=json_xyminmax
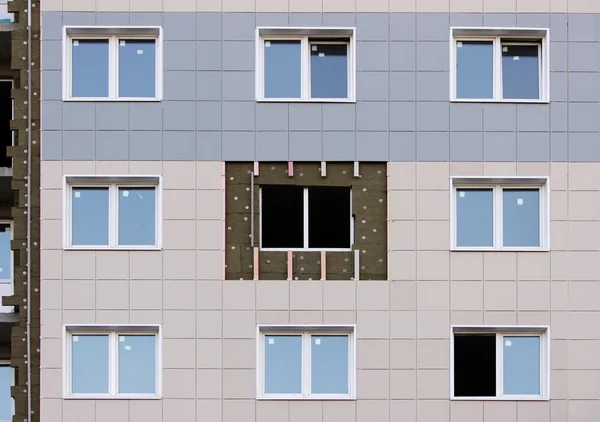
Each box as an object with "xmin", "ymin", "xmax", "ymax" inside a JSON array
[{"xmin": 35, "ymin": 0, "xmax": 600, "ymax": 421}]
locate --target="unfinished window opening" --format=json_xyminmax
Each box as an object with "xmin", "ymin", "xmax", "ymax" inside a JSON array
[
  {"xmin": 452, "ymin": 327, "xmax": 549, "ymax": 400},
  {"xmin": 260, "ymin": 185, "xmax": 352, "ymax": 251},
  {"xmin": 0, "ymin": 80, "xmax": 13, "ymax": 168}
]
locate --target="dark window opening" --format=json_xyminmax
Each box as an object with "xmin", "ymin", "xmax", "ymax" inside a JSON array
[
  {"xmin": 308, "ymin": 187, "xmax": 350, "ymax": 248},
  {"xmin": 261, "ymin": 185, "xmax": 304, "ymax": 248},
  {"xmin": 454, "ymin": 334, "xmax": 496, "ymax": 397},
  {"xmin": 0, "ymin": 80, "xmax": 12, "ymax": 168}
]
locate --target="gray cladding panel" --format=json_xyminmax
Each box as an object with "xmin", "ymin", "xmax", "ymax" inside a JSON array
[{"xmin": 42, "ymin": 11, "xmax": 600, "ymax": 163}]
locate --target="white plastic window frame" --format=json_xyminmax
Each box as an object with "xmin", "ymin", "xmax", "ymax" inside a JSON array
[
  {"xmin": 0, "ymin": 221, "xmax": 12, "ymax": 285},
  {"xmin": 62, "ymin": 26, "xmax": 163, "ymax": 101},
  {"xmin": 256, "ymin": 325, "xmax": 356, "ymax": 400},
  {"xmin": 255, "ymin": 27, "xmax": 356, "ymax": 103},
  {"xmin": 449, "ymin": 27, "xmax": 549, "ymax": 103},
  {"xmin": 63, "ymin": 325, "xmax": 162, "ymax": 399},
  {"xmin": 259, "ymin": 186, "xmax": 354, "ymax": 252},
  {"xmin": 63, "ymin": 176, "xmax": 162, "ymax": 250},
  {"xmin": 0, "ymin": 361, "xmax": 14, "ymax": 421},
  {"xmin": 450, "ymin": 326, "xmax": 550, "ymax": 401},
  {"xmin": 450, "ymin": 177, "xmax": 550, "ymax": 251}
]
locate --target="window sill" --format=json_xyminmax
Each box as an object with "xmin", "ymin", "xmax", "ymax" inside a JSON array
[
  {"xmin": 63, "ymin": 97, "xmax": 162, "ymax": 102},
  {"xmin": 260, "ymin": 248, "xmax": 353, "ymax": 252},
  {"xmin": 451, "ymin": 396, "xmax": 548, "ymax": 401},
  {"xmin": 256, "ymin": 98, "xmax": 355, "ymax": 103},
  {"xmin": 64, "ymin": 395, "xmax": 162, "ymax": 400},
  {"xmin": 450, "ymin": 98, "xmax": 549, "ymax": 104},
  {"xmin": 64, "ymin": 246, "xmax": 162, "ymax": 251},
  {"xmin": 257, "ymin": 396, "xmax": 356, "ymax": 401},
  {"xmin": 451, "ymin": 247, "xmax": 549, "ymax": 252}
]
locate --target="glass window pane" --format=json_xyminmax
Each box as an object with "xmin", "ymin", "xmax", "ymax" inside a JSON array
[
  {"xmin": 264, "ymin": 335, "xmax": 302, "ymax": 394},
  {"xmin": 118, "ymin": 39, "xmax": 156, "ymax": 98},
  {"xmin": 310, "ymin": 43, "xmax": 348, "ymax": 99},
  {"xmin": 118, "ymin": 187, "xmax": 156, "ymax": 246},
  {"xmin": 264, "ymin": 40, "xmax": 301, "ymax": 99},
  {"xmin": 503, "ymin": 336, "xmax": 541, "ymax": 395},
  {"xmin": 456, "ymin": 41, "xmax": 493, "ymax": 99},
  {"xmin": 118, "ymin": 335, "xmax": 156, "ymax": 394},
  {"xmin": 311, "ymin": 335, "xmax": 349, "ymax": 394},
  {"xmin": 0, "ymin": 225, "xmax": 10, "ymax": 281},
  {"xmin": 72, "ymin": 187, "xmax": 109, "ymax": 246},
  {"xmin": 72, "ymin": 39, "xmax": 109, "ymax": 98},
  {"xmin": 0, "ymin": 366, "xmax": 12, "ymax": 422},
  {"xmin": 456, "ymin": 189, "xmax": 493, "ymax": 247},
  {"xmin": 502, "ymin": 44, "xmax": 540, "ymax": 100},
  {"xmin": 502, "ymin": 189, "xmax": 540, "ymax": 247},
  {"xmin": 72, "ymin": 335, "xmax": 109, "ymax": 394}
]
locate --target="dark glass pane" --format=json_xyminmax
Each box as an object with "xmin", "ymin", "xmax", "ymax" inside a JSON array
[
  {"xmin": 118, "ymin": 39, "xmax": 156, "ymax": 98},
  {"xmin": 72, "ymin": 335, "xmax": 109, "ymax": 394},
  {"xmin": 502, "ymin": 44, "xmax": 540, "ymax": 99},
  {"xmin": 454, "ymin": 334, "xmax": 496, "ymax": 397},
  {"xmin": 72, "ymin": 187, "xmax": 109, "ymax": 246},
  {"xmin": 261, "ymin": 186, "xmax": 304, "ymax": 248},
  {"xmin": 118, "ymin": 187, "xmax": 156, "ymax": 246},
  {"xmin": 502, "ymin": 189, "xmax": 540, "ymax": 247},
  {"xmin": 456, "ymin": 189, "xmax": 493, "ymax": 247},
  {"xmin": 264, "ymin": 40, "xmax": 301, "ymax": 98},
  {"xmin": 72, "ymin": 39, "xmax": 109, "ymax": 98},
  {"xmin": 264, "ymin": 335, "xmax": 302, "ymax": 394},
  {"xmin": 118, "ymin": 335, "xmax": 156, "ymax": 394},
  {"xmin": 308, "ymin": 187, "xmax": 351, "ymax": 249},
  {"xmin": 456, "ymin": 41, "xmax": 493, "ymax": 99},
  {"xmin": 503, "ymin": 336, "xmax": 540, "ymax": 395},
  {"xmin": 310, "ymin": 44, "xmax": 348, "ymax": 99},
  {"xmin": 311, "ymin": 335, "xmax": 348, "ymax": 394},
  {"xmin": 0, "ymin": 366, "xmax": 11, "ymax": 421}
]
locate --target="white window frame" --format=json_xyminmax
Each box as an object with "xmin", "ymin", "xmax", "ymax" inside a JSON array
[
  {"xmin": 450, "ymin": 326, "xmax": 550, "ymax": 401},
  {"xmin": 62, "ymin": 325, "xmax": 162, "ymax": 399},
  {"xmin": 259, "ymin": 186, "xmax": 354, "ymax": 252},
  {"xmin": 256, "ymin": 325, "xmax": 356, "ymax": 400},
  {"xmin": 256, "ymin": 27, "xmax": 356, "ymax": 103},
  {"xmin": 0, "ymin": 361, "xmax": 15, "ymax": 421},
  {"xmin": 62, "ymin": 26, "xmax": 163, "ymax": 101},
  {"xmin": 449, "ymin": 27, "xmax": 550, "ymax": 103},
  {"xmin": 63, "ymin": 175, "xmax": 162, "ymax": 250},
  {"xmin": 450, "ymin": 176, "xmax": 550, "ymax": 251},
  {"xmin": 0, "ymin": 221, "xmax": 12, "ymax": 284}
]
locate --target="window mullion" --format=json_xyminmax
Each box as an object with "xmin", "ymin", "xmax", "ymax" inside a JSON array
[
  {"xmin": 111, "ymin": 185, "xmax": 118, "ymax": 247},
  {"xmin": 108, "ymin": 37, "xmax": 117, "ymax": 99},
  {"xmin": 495, "ymin": 37, "xmax": 503, "ymax": 100},
  {"xmin": 496, "ymin": 333, "xmax": 503, "ymax": 398},
  {"xmin": 301, "ymin": 37, "xmax": 309, "ymax": 100},
  {"xmin": 495, "ymin": 186, "xmax": 502, "ymax": 249},
  {"xmin": 303, "ymin": 188, "xmax": 309, "ymax": 249},
  {"xmin": 109, "ymin": 333, "xmax": 117, "ymax": 396}
]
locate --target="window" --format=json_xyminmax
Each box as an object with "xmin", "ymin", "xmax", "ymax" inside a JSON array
[
  {"xmin": 64, "ymin": 176, "xmax": 161, "ymax": 249},
  {"xmin": 0, "ymin": 1, "xmax": 13, "ymax": 23},
  {"xmin": 0, "ymin": 223, "xmax": 11, "ymax": 284},
  {"xmin": 256, "ymin": 27, "xmax": 355, "ymax": 102},
  {"xmin": 260, "ymin": 186, "xmax": 353, "ymax": 251},
  {"xmin": 450, "ymin": 28, "xmax": 549, "ymax": 102},
  {"xmin": 451, "ymin": 177, "xmax": 549, "ymax": 250},
  {"xmin": 63, "ymin": 27, "xmax": 162, "ymax": 100},
  {"xmin": 258, "ymin": 326, "xmax": 355, "ymax": 399},
  {"xmin": 451, "ymin": 326, "xmax": 549, "ymax": 400},
  {"xmin": 0, "ymin": 363, "xmax": 13, "ymax": 422},
  {"xmin": 64, "ymin": 326, "xmax": 161, "ymax": 398}
]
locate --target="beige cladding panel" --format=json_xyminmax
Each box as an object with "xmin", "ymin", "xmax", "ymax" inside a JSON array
[
  {"xmin": 40, "ymin": 161, "xmax": 600, "ymax": 421},
  {"xmin": 41, "ymin": 0, "xmax": 600, "ymax": 12}
]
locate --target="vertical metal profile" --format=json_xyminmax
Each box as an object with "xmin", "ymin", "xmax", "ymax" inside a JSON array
[{"xmin": 250, "ymin": 171, "xmax": 254, "ymax": 247}]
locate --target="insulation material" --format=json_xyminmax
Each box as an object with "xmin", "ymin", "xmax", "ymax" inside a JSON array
[{"xmin": 225, "ymin": 162, "xmax": 388, "ymax": 280}]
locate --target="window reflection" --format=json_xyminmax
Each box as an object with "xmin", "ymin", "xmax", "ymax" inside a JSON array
[
  {"xmin": 456, "ymin": 41, "xmax": 493, "ymax": 99},
  {"xmin": 310, "ymin": 43, "xmax": 348, "ymax": 99},
  {"xmin": 502, "ymin": 44, "xmax": 540, "ymax": 100},
  {"xmin": 72, "ymin": 39, "xmax": 109, "ymax": 98},
  {"xmin": 264, "ymin": 40, "xmax": 301, "ymax": 99},
  {"xmin": 119, "ymin": 40, "xmax": 156, "ymax": 98}
]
